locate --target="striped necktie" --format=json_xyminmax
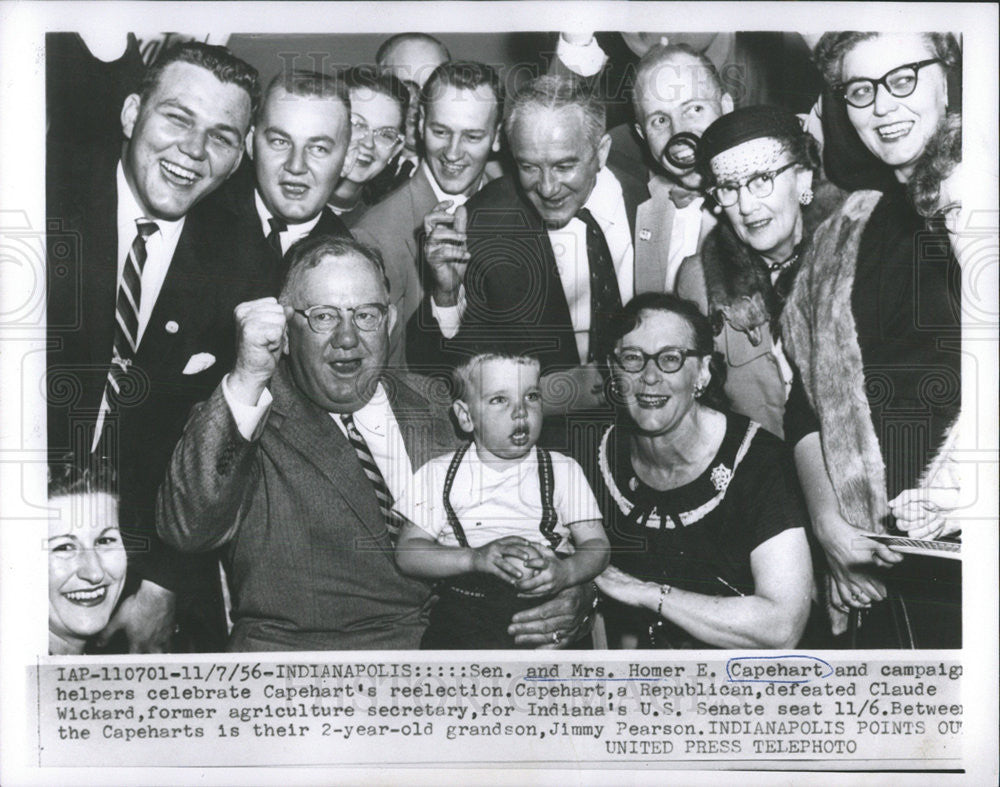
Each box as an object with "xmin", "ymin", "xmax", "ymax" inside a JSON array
[
  {"xmin": 107, "ymin": 219, "xmax": 158, "ymax": 404},
  {"xmin": 340, "ymin": 413, "xmax": 402, "ymax": 543}
]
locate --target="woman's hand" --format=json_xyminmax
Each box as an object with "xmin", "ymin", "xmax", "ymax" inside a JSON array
[
  {"xmin": 889, "ymin": 485, "xmax": 962, "ymax": 540},
  {"xmin": 813, "ymin": 512, "xmax": 902, "ymax": 611},
  {"xmin": 595, "ymin": 565, "xmax": 658, "ymax": 609}
]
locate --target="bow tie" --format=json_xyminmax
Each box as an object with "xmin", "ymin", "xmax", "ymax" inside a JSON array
[{"xmin": 668, "ymin": 184, "xmax": 702, "ymax": 210}]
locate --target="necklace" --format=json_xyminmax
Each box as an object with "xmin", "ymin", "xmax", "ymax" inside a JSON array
[{"xmin": 768, "ymin": 250, "xmax": 799, "ymax": 273}]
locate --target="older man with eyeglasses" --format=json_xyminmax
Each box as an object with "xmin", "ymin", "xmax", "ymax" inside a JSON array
[{"xmin": 158, "ymin": 235, "xmax": 595, "ymax": 651}]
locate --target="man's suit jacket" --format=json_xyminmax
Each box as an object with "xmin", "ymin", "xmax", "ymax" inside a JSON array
[
  {"xmin": 47, "ymin": 144, "xmax": 270, "ymax": 601},
  {"xmin": 157, "ymin": 363, "xmax": 461, "ymax": 652},
  {"xmin": 407, "ymin": 166, "xmax": 649, "ymax": 374},
  {"xmin": 202, "ymin": 162, "xmax": 352, "ymax": 294},
  {"xmin": 351, "ymin": 166, "xmax": 440, "ymax": 371}
]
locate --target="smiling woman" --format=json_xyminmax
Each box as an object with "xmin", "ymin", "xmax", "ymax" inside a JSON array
[
  {"xmin": 48, "ymin": 462, "xmax": 127, "ymax": 656},
  {"xmin": 675, "ymin": 105, "xmax": 842, "ymax": 439},
  {"xmin": 780, "ymin": 33, "xmax": 963, "ymax": 648},
  {"xmin": 588, "ymin": 293, "xmax": 816, "ymax": 650}
]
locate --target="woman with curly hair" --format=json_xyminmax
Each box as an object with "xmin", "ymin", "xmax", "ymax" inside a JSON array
[{"xmin": 781, "ymin": 33, "xmax": 963, "ymax": 648}]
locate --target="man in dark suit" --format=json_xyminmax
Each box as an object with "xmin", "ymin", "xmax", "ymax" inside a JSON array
[
  {"xmin": 352, "ymin": 61, "xmax": 503, "ymax": 370},
  {"xmin": 157, "ymin": 235, "xmax": 594, "ymax": 651},
  {"xmin": 202, "ymin": 70, "xmax": 354, "ymax": 293},
  {"xmin": 47, "ymin": 42, "xmax": 264, "ymax": 651},
  {"xmin": 410, "ymin": 74, "xmax": 648, "ymax": 412}
]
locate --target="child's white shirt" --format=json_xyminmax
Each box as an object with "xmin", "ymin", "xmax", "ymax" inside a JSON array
[{"xmin": 394, "ymin": 444, "xmax": 602, "ymax": 551}]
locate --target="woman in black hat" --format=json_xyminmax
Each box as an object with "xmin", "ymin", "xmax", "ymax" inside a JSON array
[{"xmin": 675, "ymin": 105, "xmax": 843, "ymax": 439}]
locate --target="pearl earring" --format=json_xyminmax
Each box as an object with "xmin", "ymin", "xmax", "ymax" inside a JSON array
[{"xmin": 799, "ymin": 189, "xmax": 814, "ymax": 206}]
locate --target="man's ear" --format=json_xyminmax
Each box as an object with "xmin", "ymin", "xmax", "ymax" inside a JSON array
[
  {"xmin": 452, "ymin": 399, "xmax": 474, "ymax": 434},
  {"xmin": 490, "ymin": 121, "xmax": 502, "ymax": 153},
  {"xmin": 245, "ymin": 127, "xmax": 255, "ymax": 160},
  {"xmin": 596, "ymin": 132, "xmax": 612, "ymax": 169},
  {"xmin": 120, "ymin": 94, "xmax": 141, "ymax": 139},
  {"xmin": 634, "ymin": 122, "xmax": 645, "ymax": 141},
  {"xmin": 720, "ymin": 92, "xmax": 735, "ymax": 115}
]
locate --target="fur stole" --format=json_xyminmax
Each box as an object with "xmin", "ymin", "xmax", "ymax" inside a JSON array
[
  {"xmin": 700, "ymin": 180, "xmax": 845, "ymax": 345},
  {"xmin": 781, "ymin": 190, "xmax": 889, "ymax": 532}
]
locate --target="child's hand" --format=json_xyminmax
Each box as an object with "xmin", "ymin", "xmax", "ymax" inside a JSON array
[
  {"xmin": 516, "ymin": 545, "xmax": 570, "ymax": 597},
  {"xmin": 471, "ymin": 536, "xmax": 539, "ymax": 584}
]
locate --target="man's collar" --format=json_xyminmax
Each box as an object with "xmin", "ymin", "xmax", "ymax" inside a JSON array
[
  {"xmin": 422, "ymin": 161, "xmax": 482, "ymax": 208},
  {"xmin": 116, "ymin": 161, "xmax": 184, "ymax": 238},
  {"xmin": 581, "ymin": 166, "xmax": 624, "ymax": 223},
  {"xmin": 253, "ymin": 189, "xmax": 324, "ymax": 238}
]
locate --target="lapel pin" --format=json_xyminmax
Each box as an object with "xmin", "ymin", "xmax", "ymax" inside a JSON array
[
  {"xmin": 639, "ymin": 229, "xmax": 652, "ymax": 241},
  {"xmin": 165, "ymin": 320, "xmax": 179, "ymax": 334}
]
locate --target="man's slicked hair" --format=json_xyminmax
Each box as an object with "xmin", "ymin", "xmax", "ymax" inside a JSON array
[
  {"xmin": 138, "ymin": 41, "xmax": 261, "ymax": 122},
  {"xmin": 419, "ymin": 60, "xmax": 504, "ymax": 120},
  {"xmin": 375, "ymin": 33, "xmax": 451, "ymax": 67},
  {"xmin": 632, "ymin": 43, "xmax": 727, "ymax": 122},
  {"xmin": 259, "ymin": 69, "xmax": 351, "ymax": 123},
  {"xmin": 505, "ymin": 74, "xmax": 605, "ymax": 151},
  {"xmin": 279, "ymin": 234, "xmax": 391, "ymax": 304}
]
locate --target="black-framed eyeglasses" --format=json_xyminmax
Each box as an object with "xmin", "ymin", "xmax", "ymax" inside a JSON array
[
  {"xmin": 610, "ymin": 346, "xmax": 706, "ymax": 374},
  {"xmin": 350, "ymin": 115, "xmax": 402, "ymax": 148},
  {"xmin": 836, "ymin": 58, "xmax": 942, "ymax": 109},
  {"xmin": 708, "ymin": 161, "xmax": 797, "ymax": 208},
  {"xmin": 293, "ymin": 303, "xmax": 388, "ymax": 333}
]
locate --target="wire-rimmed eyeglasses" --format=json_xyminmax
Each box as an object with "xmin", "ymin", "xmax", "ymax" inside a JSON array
[
  {"xmin": 350, "ymin": 115, "xmax": 402, "ymax": 148},
  {"xmin": 836, "ymin": 58, "xmax": 942, "ymax": 109},
  {"xmin": 708, "ymin": 161, "xmax": 797, "ymax": 208},
  {"xmin": 293, "ymin": 303, "xmax": 388, "ymax": 333}
]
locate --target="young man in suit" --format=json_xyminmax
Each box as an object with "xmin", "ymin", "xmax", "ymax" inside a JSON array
[
  {"xmin": 46, "ymin": 42, "xmax": 264, "ymax": 652},
  {"xmin": 352, "ymin": 60, "xmax": 503, "ymax": 370},
  {"xmin": 202, "ymin": 70, "xmax": 355, "ymax": 293},
  {"xmin": 157, "ymin": 235, "xmax": 595, "ymax": 651},
  {"xmin": 412, "ymin": 74, "xmax": 649, "ymax": 413}
]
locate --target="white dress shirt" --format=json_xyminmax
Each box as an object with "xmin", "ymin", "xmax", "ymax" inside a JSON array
[
  {"xmin": 665, "ymin": 196, "xmax": 706, "ymax": 293},
  {"xmin": 254, "ymin": 191, "xmax": 322, "ymax": 256},
  {"xmin": 223, "ymin": 379, "xmax": 413, "ymax": 500},
  {"xmin": 115, "ymin": 163, "xmax": 184, "ymax": 346},
  {"xmin": 548, "ymin": 166, "xmax": 635, "ymax": 363},
  {"xmin": 96, "ymin": 165, "xmax": 185, "ymax": 450}
]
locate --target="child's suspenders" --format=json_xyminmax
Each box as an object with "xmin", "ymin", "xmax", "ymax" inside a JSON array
[{"xmin": 441, "ymin": 443, "xmax": 561, "ymax": 550}]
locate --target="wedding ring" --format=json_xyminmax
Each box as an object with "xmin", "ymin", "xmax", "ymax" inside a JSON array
[
  {"xmin": 851, "ymin": 593, "xmax": 859, "ymax": 601},
  {"xmin": 551, "ymin": 631, "xmax": 561, "ymax": 644}
]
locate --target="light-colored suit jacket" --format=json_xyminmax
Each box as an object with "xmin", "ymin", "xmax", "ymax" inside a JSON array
[
  {"xmin": 351, "ymin": 168, "xmax": 439, "ymax": 370},
  {"xmin": 157, "ymin": 362, "xmax": 460, "ymax": 652},
  {"xmin": 634, "ymin": 174, "xmax": 717, "ymax": 296}
]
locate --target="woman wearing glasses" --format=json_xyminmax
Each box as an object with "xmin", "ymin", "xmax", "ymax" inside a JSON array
[
  {"xmin": 781, "ymin": 33, "xmax": 962, "ymax": 648},
  {"xmin": 327, "ymin": 67, "xmax": 408, "ymax": 224},
  {"xmin": 591, "ymin": 293, "xmax": 814, "ymax": 649},
  {"xmin": 675, "ymin": 105, "xmax": 842, "ymax": 439}
]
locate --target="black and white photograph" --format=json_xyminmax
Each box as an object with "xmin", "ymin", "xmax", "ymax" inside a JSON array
[{"xmin": 1, "ymin": 1, "xmax": 997, "ymax": 783}]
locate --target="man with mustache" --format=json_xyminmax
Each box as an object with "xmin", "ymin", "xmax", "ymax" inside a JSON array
[{"xmin": 47, "ymin": 41, "xmax": 263, "ymax": 652}]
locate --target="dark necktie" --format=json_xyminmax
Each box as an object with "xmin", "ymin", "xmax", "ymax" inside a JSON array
[
  {"xmin": 266, "ymin": 216, "xmax": 287, "ymax": 261},
  {"xmin": 577, "ymin": 207, "xmax": 623, "ymax": 363},
  {"xmin": 341, "ymin": 413, "xmax": 402, "ymax": 543},
  {"xmin": 106, "ymin": 219, "xmax": 158, "ymax": 407}
]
